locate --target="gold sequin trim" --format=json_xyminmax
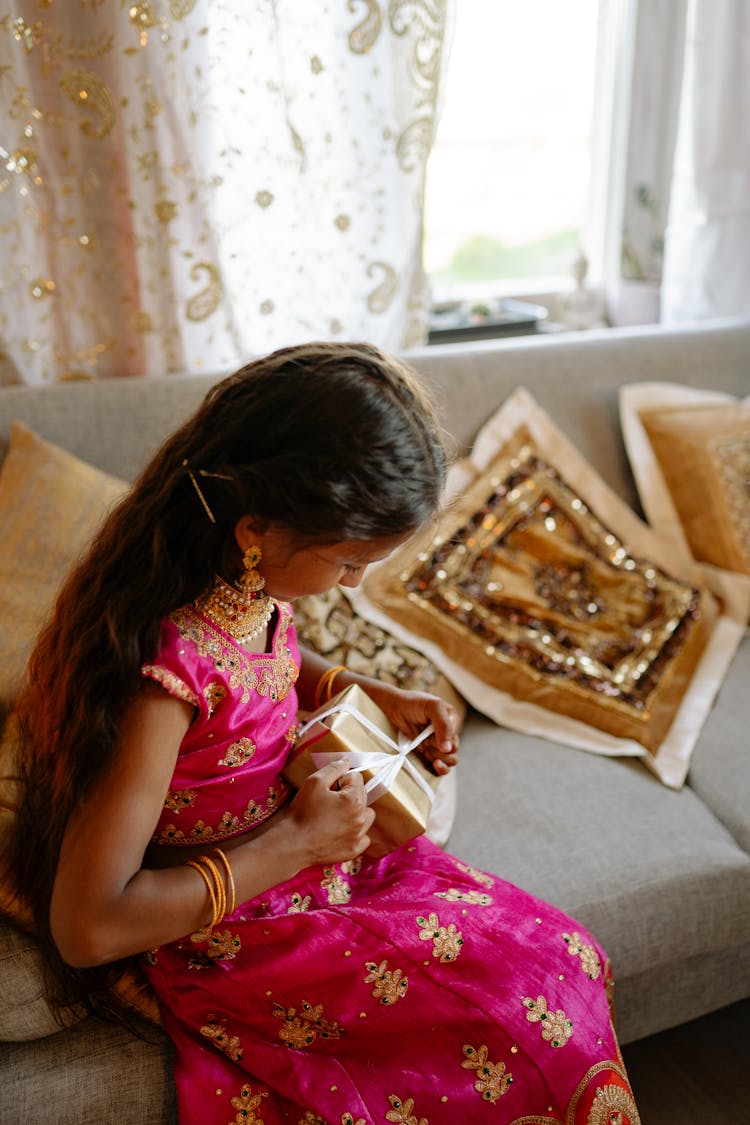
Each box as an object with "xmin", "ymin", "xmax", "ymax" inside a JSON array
[{"xmin": 141, "ymin": 664, "xmax": 200, "ymax": 707}]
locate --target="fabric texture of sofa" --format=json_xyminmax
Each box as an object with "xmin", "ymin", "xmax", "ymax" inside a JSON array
[{"xmin": 1, "ymin": 318, "xmax": 748, "ymax": 1124}]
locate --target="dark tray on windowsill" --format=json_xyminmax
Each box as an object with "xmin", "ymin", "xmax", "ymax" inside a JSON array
[{"xmin": 427, "ymin": 298, "xmax": 548, "ymax": 344}]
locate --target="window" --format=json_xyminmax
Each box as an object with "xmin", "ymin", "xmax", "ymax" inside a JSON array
[{"xmin": 424, "ymin": 0, "xmax": 603, "ymax": 306}]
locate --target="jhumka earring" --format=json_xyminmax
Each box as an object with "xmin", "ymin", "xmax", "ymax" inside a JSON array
[{"xmin": 195, "ymin": 545, "xmax": 274, "ymax": 644}]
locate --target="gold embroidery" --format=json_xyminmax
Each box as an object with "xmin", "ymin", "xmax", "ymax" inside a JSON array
[
  {"xmin": 321, "ymin": 867, "xmax": 352, "ymax": 904},
  {"xmin": 298, "ymin": 1113, "xmax": 326, "ymax": 1125},
  {"xmin": 190, "ymin": 927, "xmax": 241, "ymax": 960},
  {"xmin": 185, "ymin": 261, "xmax": 222, "ymax": 322},
  {"xmin": 272, "ymin": 1000, "xmax": 344, "ymax": 1048},
  {"xmin": 386, "ymin": 1094, "xmax": 428, "ymax": 1125},
  {"xmin": 342, "ymin": 1114, "xmax": 367, "ymax": 1125},
  {"xmin": 204, "ymin": 682, "xmax": 227, "ymax": 715},
  {"xmin": 461, "ymin": 1043, "xmax": 513, "ymax": 1102},
  {"xmin": 399, "ymin": 433, "xmax": 703, "ymax": 729},
  {"xmin": 366, "ymin": 260, "xmax": 398, "ymax": 314},
  {"xmin": 522, "ymin": 996, "xmax": 573, "ymax": 1048},
  {"xmin": 563, "ymin": 932, "xmax": 602, "ymax": 980},
  {"xmin": 200, "ymin": 1014, "xmax": 244, "ymax": 1061},
  {"xmin": 348, "ymin": 0, "xmax": 383, "ymax": 54},
  {"xmin": 142, "ymin": 664, "xmax": 200, "ymax": 707},
  {"xmin": 218, "ymin": 737, "xmax": 256, "ymax": 768},
  {"xmin": 451, "ymin": 859, "xmax": 494, "ymax": 888},
  {"xmin": 416, "ymin": 912, "xmax": 463, "ymax": 963},
  {"xmin": 586, "ymin": 1084, "xmax": 641, "ymax": 1125},
  {"xmin": 565, "ymin": 1060, "xmax": 640, "ymax": 1125},
  {"xmin": 227, "ymin": 1082, "xmax": 268, "ymax": 1125},
  {"xmin": 340, "ymin": 857, "xmax": 362, "ymax": 876},
  {"xmin": 60, "ymin": 68, "xmax": 115, "ymax": 139},
  {"xmin": 172, "ymin": 608, "xmax": 259, "ymax": 703},
  {"xmin": 157, "ymin": 824, "xmax": 186, "ymax": 845},
  {"xmin": 364, "ymin": 960, "xmax": 408, "ymax": 1004},
  {"xmin": 163, "ymin": 787, "xmax": 197, "ymax": 813},
  {"xmin": 288, "ymin": 892, "xmax": 311, "ymax": 913},
  {"xmin": 434, "ymin": 888, "xmax": 492, "ymax": 905}
]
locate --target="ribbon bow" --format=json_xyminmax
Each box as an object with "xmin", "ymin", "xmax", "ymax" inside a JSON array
[{"xmin": 297, "ymin": 697, "xmax": 435, "ymax": 807}]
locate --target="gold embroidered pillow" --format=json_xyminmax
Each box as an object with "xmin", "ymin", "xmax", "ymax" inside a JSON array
[
  {"xmin": 350, "ymin": 388, "xmax": 744, "ymax": 789},
  {"xmin": 0, "ymin": 422, "xmax": 128, "ymax": 711},
  {"xmin": 621, "ymin": 387, "xmax": 750, "ymax": 575}
]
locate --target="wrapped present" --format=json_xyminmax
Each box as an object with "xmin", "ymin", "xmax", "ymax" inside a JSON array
[{"xmin": 283, "ymin": 684, "xmax": 439, "ymax": 858}]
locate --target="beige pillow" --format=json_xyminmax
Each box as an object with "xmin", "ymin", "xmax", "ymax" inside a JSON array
[
  {"xmin": 620, "ymin": 385, "xmax": 750, "ymax": 575},
  {"xmin": 350, "ymin": 388, "xmax": 749, "ymax": 789},
  {"xmin": 0, "ymin": 422, "xmax": 128, "ymax": 712}
]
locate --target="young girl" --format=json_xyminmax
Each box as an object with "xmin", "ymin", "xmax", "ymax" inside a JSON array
[{"xmin": 12, "ymin": 342, "xmax": 639, "ymax": 1124}]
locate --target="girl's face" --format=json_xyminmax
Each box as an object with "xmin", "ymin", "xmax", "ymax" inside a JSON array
[{"xmin": 234, "ymin": 519, "xmax": 412, "ymax": 601}]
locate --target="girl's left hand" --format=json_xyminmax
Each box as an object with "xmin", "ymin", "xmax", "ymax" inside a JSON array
[{"xmin": 363, "ymin": 682, "xmax": 460, "ymax": 776}]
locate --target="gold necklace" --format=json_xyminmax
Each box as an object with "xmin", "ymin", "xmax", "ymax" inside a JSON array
[{"xmin": 195, "ymin": 545, "xmax": 274, "ymax": 645}]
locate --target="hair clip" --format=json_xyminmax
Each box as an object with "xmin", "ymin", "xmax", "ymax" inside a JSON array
[{"xmin": 183, "ymin": 459, "xmax": 233, "ymax": 525}]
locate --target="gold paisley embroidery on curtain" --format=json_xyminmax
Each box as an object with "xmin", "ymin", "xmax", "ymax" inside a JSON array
[
  {"xmin": 59, "ymin": 69, "xmax": 116, "ymax": 139},
  {"xmin": 185, "ymin": 261, "xmax": 223, "ymax": 322},
  {"xmin": 348, "ymin": 0, "xmax": 384, "ymax": 54},
  {"xmin": 366, "ymin": 260, "xmax": 399, "ymax": 313}
]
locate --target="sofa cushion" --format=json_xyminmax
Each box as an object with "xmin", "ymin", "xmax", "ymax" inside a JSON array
[
  {"xmin": 0, "ymin": 1012, "xmax": 175, "ymax": 1125},
  {"xmin": 0, "ymin": 919, "xmax": 80, "ymax": 1041},
  {"xmin": 447, "ymin": 714, "xmax": 750, "ymax": 1042},
  {"xmin": 0, "ymin": 422, "xmax": 127, "ymax": 712},
  {"xmin": 356, "ymin": 387, "xmax": 747, "ymax": 789},
  {"xmin": 620, "ymin": 382, "xmax": 750, "ymax": 575}
]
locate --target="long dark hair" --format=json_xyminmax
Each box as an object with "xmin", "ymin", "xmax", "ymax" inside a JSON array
[{"xmin": 9, "ymin": 341, "xmax": 447, "ymax": 1021}]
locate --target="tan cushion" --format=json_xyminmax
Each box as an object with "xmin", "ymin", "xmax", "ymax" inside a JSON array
[
  {"xmin": 639, "ymin": 402, "xmax": 750, "ymax": 575},
  {"xmin": 351, "ymin": 388, "xmax": 748, "ymax": 789},
  {"xmin": 0, "ymin": 422, "xmax": 127, "ymax": 712}
]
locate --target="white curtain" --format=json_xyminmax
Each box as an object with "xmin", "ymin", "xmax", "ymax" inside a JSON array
[
  {"xmin": 0, "ymin": 2, "xmax": 451, "ymax": 386},
  {"xmin": 660, "ymin": 0, "xmax": 750, "ymax": 322},
  {"xmin": 606, "ymin": 0, "xmax": 749, "ymax": 325}
]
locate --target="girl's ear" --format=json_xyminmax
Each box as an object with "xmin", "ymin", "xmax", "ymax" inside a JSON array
[{"xmin": 233, "ymin": 515, "xmax": 265, "ymax": 553}]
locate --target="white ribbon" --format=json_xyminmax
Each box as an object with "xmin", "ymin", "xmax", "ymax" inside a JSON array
[{"xmin": 297, "ymin": 698, "xmax": 436, "ymax": 807}]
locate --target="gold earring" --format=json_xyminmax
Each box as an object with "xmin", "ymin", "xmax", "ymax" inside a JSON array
[
  {"xmin": 195, "ymin": 544, "xmax": 274, "ymax": 645},
  {"xmin": 238, "ymin": 544, "xmax": 265, "ymax": 595}
]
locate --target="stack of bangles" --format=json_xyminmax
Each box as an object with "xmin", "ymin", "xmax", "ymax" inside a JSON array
[
  {"xmin": 186, "ymin": 848, "xmax": 236, "ymax": 929},
  {"xmin": 313, "ymin": 663, "xmax": 347, "ymax": 709}
]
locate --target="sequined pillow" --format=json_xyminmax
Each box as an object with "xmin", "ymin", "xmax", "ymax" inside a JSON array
[
  {"xmin": 0, "ymin": 422, "xmax": 127, "ymax": 711},
  {"xmin": 620, "ymin": 383, "xmax": 750, "ymax": 576},
  {"xmin": 350, "ymin": 388, "xmax": 747, "ymax": 789}
]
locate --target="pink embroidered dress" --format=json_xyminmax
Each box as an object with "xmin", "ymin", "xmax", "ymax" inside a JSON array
[{"xmin": 141, "ymin": 602, "xmax": 639, "ymax": 1125}]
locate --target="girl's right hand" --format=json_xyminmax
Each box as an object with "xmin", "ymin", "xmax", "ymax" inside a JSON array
[{"xmin": 287, "ymin": 759, "xmax": 375, "ymax": 866}]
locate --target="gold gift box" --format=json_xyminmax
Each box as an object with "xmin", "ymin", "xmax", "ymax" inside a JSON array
[{"xmin": 283, "ymin": 684, "xmax": 438, "ymax": 858}]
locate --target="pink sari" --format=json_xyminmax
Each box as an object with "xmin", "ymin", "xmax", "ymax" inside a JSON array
[{"xmin": 141, "ymin": 604, "xmax": 639, "ymax": 1125}]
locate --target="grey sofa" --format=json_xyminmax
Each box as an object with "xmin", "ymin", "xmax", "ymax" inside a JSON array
[{"xmin": 1, "ymin": 319, "xmax": 748, "ymax": 1124}]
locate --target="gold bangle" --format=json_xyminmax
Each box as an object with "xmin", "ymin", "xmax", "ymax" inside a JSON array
[
  {"xmin": 211, "ymin": 847, "xmax": 236, "ymax": 917},
  {"xmin": 186, "ymin": 859, "xmax": 219, "ymax": 928},
  {"xmin": 314, "ymin": 664, "xmax": 347, "ymax": 709},
  {"xmin": 199, "ymin": 855, "xmax": 226, "ymax": 926}
]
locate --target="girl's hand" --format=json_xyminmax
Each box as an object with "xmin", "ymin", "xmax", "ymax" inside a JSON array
[
  {"xmin": 288, "ymin": 759, "xmax": 375, "ymax": 865},
  {"xmin": 361, "ymin": 682, "xmax": 460, "ymax": 776}
]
